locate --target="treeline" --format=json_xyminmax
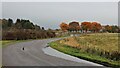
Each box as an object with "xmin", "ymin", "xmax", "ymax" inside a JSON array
[
  {"xmin": 1, "ymin": 18, "xmax": 56, "ymax": 40},
  {"xmin": 60, "ymin": 21, "xmax": 120, "ymax": 33}
]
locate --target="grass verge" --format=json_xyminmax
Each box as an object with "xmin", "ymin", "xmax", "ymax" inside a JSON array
[
  {"xmin": 0, "ymin": 40, "xmax": 33, "ymax": 48},
  {"xmin": 49, "ymin": 41, "xmax": 120, "ymax": 67}
]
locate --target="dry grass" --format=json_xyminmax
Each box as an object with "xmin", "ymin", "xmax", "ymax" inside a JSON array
[
  {"xmin": 60, "ymin": 37, "xmax": 80, "ymax": 47},
  {"xmin": 77, "ymin": 33, "xmax": 119, "ymax": 53},
  {"xmin": 49, "ymin": 33, "xmax": 120, "ymax": 67},
  {"xmin": 58, "ymin": 33, "xmax": 119, "ymax": 61},
  {"xmin": 61, "ymin": 33, "xmax": 119, "ymax": 53}
]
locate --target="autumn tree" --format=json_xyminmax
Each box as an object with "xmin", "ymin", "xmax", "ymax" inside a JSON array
[
  {"xmin": 60, "ymin": 22, "xmax": 69, "ymax": 32},
  {"xmin": 69, "ymin": 21, "xmax": 80, "ymax": 32},
  {"xmin": 76, "ymin": 26, "xmax": 81, "ymax": 31},
  {"xmin": 91, "ymin": 22, "xmax": 102, "ymax": 32},
  {"xmin": 81, "ymin": 22, "xmax": 91, "ymax": 32}
]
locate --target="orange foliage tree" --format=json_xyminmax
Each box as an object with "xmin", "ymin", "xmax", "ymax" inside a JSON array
[
  {"xmin": 60, "ymin": 22, "xmax": 69, "ymax": 32},
  {"xmin": 59, "ymin": 21, "xmax": 103, "ymax": 33},
  {"xmin": 91, "ymin": 22, "xmax": 102, "ymax": 32},
  {"xmin": 81, "ymin": 22, "xmax": 91, "ymax": 32}
]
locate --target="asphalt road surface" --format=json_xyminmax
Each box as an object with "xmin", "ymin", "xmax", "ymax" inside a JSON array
[{"xmin": 3, "ymin": 38, "xmax": 103, "ymax": 66}]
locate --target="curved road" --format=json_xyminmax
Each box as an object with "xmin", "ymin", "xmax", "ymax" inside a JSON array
[{"xmin": 3, "ymin": 38, "xmax": 103, "ymax": 66}]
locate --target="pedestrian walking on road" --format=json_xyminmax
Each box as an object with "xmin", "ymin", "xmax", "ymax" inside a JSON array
[{"xmin": 22, "ymin": 47, "xmax": 24, "ymax": 50}]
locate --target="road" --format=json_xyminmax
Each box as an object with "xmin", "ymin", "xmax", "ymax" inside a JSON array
[{"xmin": 3, "ymin": 38, "xmax": 103, "ymax": 66}]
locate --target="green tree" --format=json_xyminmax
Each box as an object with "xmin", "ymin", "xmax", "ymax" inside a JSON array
[
  {"xmin": 2, "ymin": 19, "xmax": 8, "ymax": 29},
  {"xmin": 22, "ymin": 22, "xmax": 34, "ymax": 29},
  {"xmin": 111, "ymin": 25, "xmax": 119, "ymax": 33},
  {"xmin": 15, "ymin": 19, "xmax": 22, "ymax": 29},
  {"xmin": 8, "ymin": 18, "xmax": 13, "ymax": 27},
  {"xmin": 34, "ymin": 25, "xmax": 40, "ymax": 30},
  {"xmin": 42, "ymin": 27, "xmax": 45, "ymax": 30}
]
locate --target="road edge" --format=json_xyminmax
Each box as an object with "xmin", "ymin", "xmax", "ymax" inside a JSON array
[{"xmin": 42, "ymin": 47, "xmax": 103, "ymax": 66}]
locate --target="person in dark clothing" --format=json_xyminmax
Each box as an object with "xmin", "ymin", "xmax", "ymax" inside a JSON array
[{"xmin": 22, "ymin": 47, "xmax": 24, "ymax": 50}]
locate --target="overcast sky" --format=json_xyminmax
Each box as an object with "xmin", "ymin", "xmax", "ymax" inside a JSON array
[
  {"xmin": 1, "ymin": 0, "xmax": 119, "ymax": 2},
  {"xmin": 2, "ymin": 2, "xmax": 118, "ymax": 29}
]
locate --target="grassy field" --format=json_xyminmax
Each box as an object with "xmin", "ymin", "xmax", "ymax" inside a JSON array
[{"xmin": 49, "ymin": 33, "xmax": 120, "ymax": 67}]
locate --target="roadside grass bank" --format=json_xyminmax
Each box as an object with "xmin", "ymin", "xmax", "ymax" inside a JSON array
[{"xmin": 49, "ymin": 33, "xmax": 120, "ymax": 67}]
